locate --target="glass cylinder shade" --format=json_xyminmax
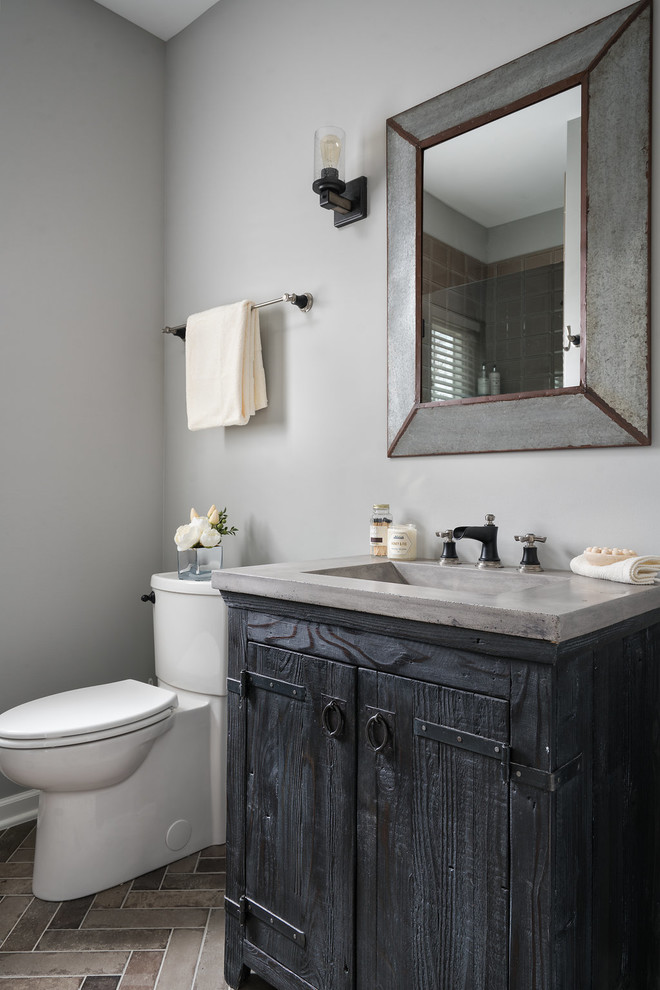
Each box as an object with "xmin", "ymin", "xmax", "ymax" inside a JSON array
[{"xmin": 314, "ymin": 126, "xmax": 345, "ymax": 185}]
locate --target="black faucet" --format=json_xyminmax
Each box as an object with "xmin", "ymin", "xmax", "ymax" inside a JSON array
[{"xmin": 453, "ymin": 513, "xmax": 502, "ymax": 568}]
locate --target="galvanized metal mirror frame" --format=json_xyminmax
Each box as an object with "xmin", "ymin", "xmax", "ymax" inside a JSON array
[{"xmin": 387, "ymin": 1, "xmax": 651, "ymax": 456}]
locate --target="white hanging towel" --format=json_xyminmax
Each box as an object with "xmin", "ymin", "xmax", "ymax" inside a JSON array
[{"xmin": 185, "ymin": 300, "xmax": 267, "ymax": 429}]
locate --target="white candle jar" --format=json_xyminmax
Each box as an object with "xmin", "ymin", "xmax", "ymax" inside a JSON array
[{"xmin": 387, "ymin": 524, "xmax": 417, "ymax": 560}]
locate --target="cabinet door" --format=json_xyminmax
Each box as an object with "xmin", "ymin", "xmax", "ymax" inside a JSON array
[
  {"xmin": 242, "ymin": 643, "xmax": 357, "ymax": 990},
  {"xmin": 358, "ymin": 669, "xmax": 510, "ymax": 990}
]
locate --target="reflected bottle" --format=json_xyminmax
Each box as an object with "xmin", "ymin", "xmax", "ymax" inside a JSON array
[{"xmin": 478, "ymin": 364, "xmax": 489, "ymax": 396}]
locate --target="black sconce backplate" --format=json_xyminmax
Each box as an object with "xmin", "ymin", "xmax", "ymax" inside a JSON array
[
  {"xmin": 315, "ymin": 176, "xmax": 368, "ymax": 228},
  {"xmin": 332, "ymin": 176, "xmax": 367, "ymax": 227}
]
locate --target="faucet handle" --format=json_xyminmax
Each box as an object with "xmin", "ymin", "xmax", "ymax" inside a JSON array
[
  {"xmin": 514, "ymin": 533, "xmax": 547, "ymax": 547},
  {"xmin": 485, "ymin": 513, "xmax": 496, "ymax": 525},
  {"xmin": 435, "ymin": 529, "xmax": 461, "ymax": 565},
  {"xmin": 514, "ymin": 534, "xmax": 546, "ymax": 572}
]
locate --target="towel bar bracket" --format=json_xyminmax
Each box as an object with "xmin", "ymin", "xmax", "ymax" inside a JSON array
[{"xmin": 162, "ymin": 291, "xmax": 313, "ymax": 340}]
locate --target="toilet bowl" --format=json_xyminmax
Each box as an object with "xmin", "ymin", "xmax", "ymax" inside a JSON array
[{"xmin": 0, "ymin": 573, "xmax": 228, "ymax": 901}]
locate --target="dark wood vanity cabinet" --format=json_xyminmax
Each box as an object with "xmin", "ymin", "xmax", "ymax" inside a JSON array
[{"xmin": 221, "ymin": 595, "xmax": 660, "ymax": 990}]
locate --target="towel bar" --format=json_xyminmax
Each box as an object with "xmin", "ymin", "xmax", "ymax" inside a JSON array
[{"xmin": 162, "ymin": 292, "xmax": 313, "ymax": 341}]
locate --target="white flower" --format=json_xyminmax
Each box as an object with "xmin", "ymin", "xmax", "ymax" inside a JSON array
[
  {"xmin": 208, "ymin": 505, "xmax": 220, "ymax": 526},
  {"xmin": 199, "ymin": 526, "xmax": 221, "ymax": 548},
  {"xmin": 174, "ymin": 516, "xmax": 207, "ymax": 550}
]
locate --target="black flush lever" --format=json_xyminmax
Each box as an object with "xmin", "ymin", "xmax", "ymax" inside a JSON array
[{"xmin": 141, "ymin": 592, "xmax": 155, "ymax": 604}]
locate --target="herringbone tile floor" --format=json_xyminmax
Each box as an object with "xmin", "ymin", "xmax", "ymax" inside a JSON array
[{"xmin": 0, "ymin": 820, "xmax": 271, "ymax": 989}]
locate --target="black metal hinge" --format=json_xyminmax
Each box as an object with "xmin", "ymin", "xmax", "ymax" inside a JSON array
[
  {"xmin": 227, "ymin": 670, "xmax": 249, "ymax": 699},
  {"xmin": 225, "ymin": 895, "xmax": 306, "ymax": 948},
  {"xmin": 227, "ymin": 670, "xmax": 306, "ymax": 702},
  {"xmin": 413, "ymin": 717, "xmax": 582, "ymax": 792}
]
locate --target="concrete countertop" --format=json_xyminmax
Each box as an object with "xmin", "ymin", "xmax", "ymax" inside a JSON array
[{"xmin": 211, "ymin": 554, "xmax": 660, "ymax": 643}]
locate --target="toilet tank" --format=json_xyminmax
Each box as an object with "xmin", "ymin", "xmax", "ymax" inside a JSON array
[{"xmin": 150, "ymin": 573, "xmax": 228, "ymax": 697}]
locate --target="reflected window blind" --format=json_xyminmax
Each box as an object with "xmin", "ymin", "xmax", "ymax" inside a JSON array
[{"xmin": 427, "ymin": 310, "xmax": 481, "ymax": 401}]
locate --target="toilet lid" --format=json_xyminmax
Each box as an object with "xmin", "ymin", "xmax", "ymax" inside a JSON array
[{"xmin": 0, "ymin": 680, "xmax": 177, "ymax": 742}]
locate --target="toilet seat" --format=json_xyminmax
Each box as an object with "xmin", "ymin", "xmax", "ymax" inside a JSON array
[{"xmin": 0, "ymin": 679, "xmax": 177, "ymax": 750}]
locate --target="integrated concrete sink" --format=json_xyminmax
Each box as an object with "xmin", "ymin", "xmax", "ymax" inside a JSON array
[
  {"xmin": 212, "ymin": 554, "xmax": 660, "ymax": 643},
  {"xmin": 307, "ymin": 559, "xmax": 565, "ymax": 597}
]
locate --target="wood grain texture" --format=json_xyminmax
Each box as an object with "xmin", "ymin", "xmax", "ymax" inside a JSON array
[
  {"xmin": 357, "ymin": 670, "xmax": 509, "ymax": 988},
  {"xmin": 225, "ymin": 607, "xmax": 250, "ymax": 989},
  {"xmin": 591, "ymin": 625, "xmax": 660, "ymax": 988},
  {"xmin": 243, "ymin": 645, "xmax": 355, "ymax": 990},
  {"xmin": 246, "ymin": 610, "xmax": 512, "ymax": 695},
  {"xmin": 224, "ymin": 599, "xmax": 660, "ymax": 990},
  {"xmin": 222, "ymin": 593, "xmax": 562, "ymax": 663}
]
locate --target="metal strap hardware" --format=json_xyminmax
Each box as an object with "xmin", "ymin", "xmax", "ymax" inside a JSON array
[
  {"xmin": 226, "ymin": 895, "xmax": 306, "ymax": 948},
  {"xmin": 227, "ymin": 670, "xmax": 249, "ymax": 698},
  {"xmin": 224, "ymin": 895, "xmax": 243, "ymax": 922},
  {"xmin": 509, "ymin": 753, "xmax": 582, "ymax": 792},
  {"xmin": 413, "ymin": 717, "xmax": 582, "ymax": 792},
  {"xmin": 227, "ymin": 670, "xmax": 306, "ymax": 702}
]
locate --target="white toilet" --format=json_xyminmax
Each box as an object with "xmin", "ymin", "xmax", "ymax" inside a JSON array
[{"xmin": 0, "ymin": 572, "xmax": 228, "ymax": 902}]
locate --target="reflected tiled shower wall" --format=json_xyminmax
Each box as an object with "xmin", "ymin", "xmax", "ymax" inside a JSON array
[{"xmin": 422, "ymin": 233, "xmax": 564, "ymax": 396}]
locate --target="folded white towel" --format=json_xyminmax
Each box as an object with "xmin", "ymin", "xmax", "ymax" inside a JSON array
[
  {"xmin": 185, "ymin": 301, "xmax": 267, "ymax": 429},
  {"xmin": 570, "ymin": 553, "xmax": 660, "ymax": 585}
]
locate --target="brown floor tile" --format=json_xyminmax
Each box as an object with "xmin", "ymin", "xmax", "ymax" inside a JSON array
[
  {"xmin": 21, "ymin": 828, "xmax": 36, "ymax": 849},
  {"xmin": 38, "ymin": 928, "xmax": 170, "ymax": 951},
  {"xmin": 2, "ymin": 897, "xmax": 58, "ymax": 951},
  {"xmin": 161, "ymin": 873, "xmax": 224, "ymax": 891},
  {"xmin": 0, "ymin": 979, "xmax": 83, "ymax": 989},
  {"xmin": 7, "ymin": 842, "xmax": 35, "ymax": 864},
  {"xmin": 0, "ymin": 862, "xmax": 32, "ymax": 878},
  {"xmin": 189, "ymin": 907, "xmax": 223, "ymax": 990},
  {"xmin": 0, "ymin": 894, "xmax": 31, "ymax": 944},
  {"xmin": 152, "ymin": 929, "xmax": 203, "ymax": 989},
  {"xmin": 117, "ymin": 950, "xmax": 163, "ymax": 989},
  {"xmin": 196, "ymin": 858, "xmax": 224, "ymax": 873},
  {"xmin": 0, "ymin": 823, "xmax": 34, "ymax": 863},
  {"xmin": 199, "ymin": 846, "xmax": 224, "ymax": 858},
  {"xmin": 163, "ymin": 854, "xmax": 198, "ymax": 875},
  {"xmin": 0, "ymin": 822, "xmax": 261, "ymax": 990},
  {"xmin": 48, "ymin": 894, "xmax": 95, "ymax": 929},
  {"xmin": 123, "ymin": 890, "xmax": 223, "ymax": 910},
  {"xmin": 92, "ymin": 882, "xmax": 132, "ymax": 910},
  {"xmin": 0, "ymin": 950, "xmax": 130, "ymax": 977},
  {"xmin": 83, "ymin": 908, "xmax": 208, "ymax": 930},
  {"xmin": 131, "ymin": 868, "xmax": 166, "ymax": 891},
  {"xmin": 0, "ymin": 878, "xmax": 33, "ymax": 895}
]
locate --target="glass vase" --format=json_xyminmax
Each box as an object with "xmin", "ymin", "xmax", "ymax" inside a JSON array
[{"xmin": 177, "ymin": 545, "xmax": 223, "ymax": 581}]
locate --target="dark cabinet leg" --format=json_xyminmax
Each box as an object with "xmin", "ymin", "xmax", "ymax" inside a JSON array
[{"xmin": 225, "ymin": 913, "xmax": 249, "ymax": 988}]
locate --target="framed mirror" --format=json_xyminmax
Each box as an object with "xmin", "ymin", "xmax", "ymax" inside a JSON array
[{"xmin": 387, "ymin": 0, "xmax": 651, "ymax": 456}]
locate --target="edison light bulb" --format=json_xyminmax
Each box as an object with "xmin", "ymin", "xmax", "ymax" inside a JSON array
[
  {"xmin": 313, "ymin": 126, "xmax": 346, "ymax": 192},
  {"xmin": 319, "ymin": 132, "xmax": 342, "ymax": 172}
]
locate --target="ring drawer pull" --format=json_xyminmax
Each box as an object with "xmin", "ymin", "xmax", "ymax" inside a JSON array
[
  {"xmin": 321, "ymin": 700, "xmax": 345, "ymax": 738},
  {"xmin": 366, "ymin": 712, "xmax": 389, "ymax": 752}
]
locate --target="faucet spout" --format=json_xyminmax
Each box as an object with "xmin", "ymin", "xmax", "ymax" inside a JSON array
[{"xmin": 453, "ymin": 514, "xmax": 502, "ymax": 568}]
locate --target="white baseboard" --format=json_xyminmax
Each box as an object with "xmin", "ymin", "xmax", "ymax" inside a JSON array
[{"xmin": 0, "ymin": 789, "xmax": 39, "ymax": 829}]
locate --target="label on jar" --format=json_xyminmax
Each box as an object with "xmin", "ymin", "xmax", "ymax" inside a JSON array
[
  {"xmin": 387, "ymin": 525, "xmax": 417, "ymax": 560},
  {"xmin": 370, "ymin": 523, "xmax": 389, "ymax": 556}
]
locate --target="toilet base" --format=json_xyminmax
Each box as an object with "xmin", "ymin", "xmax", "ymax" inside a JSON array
[{"xmin": 32, "ymin": 698, "xmax": 214, "ymax": 901}]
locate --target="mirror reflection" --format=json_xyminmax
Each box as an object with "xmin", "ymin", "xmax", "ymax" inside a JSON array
[{"xmin": 421, "ymin": 87, "xmax": 582, "ymax": 402}]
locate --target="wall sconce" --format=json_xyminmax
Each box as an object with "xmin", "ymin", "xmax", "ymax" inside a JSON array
[{"xmin": 312, "ymin": 126, "xmax": 367, "ymax": 228}]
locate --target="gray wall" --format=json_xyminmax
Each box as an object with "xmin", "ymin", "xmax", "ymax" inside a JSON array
[
  {"xmin": 0, "ymin": 0, "xmax": 165, "ymax": 800},
  {"xmin": 2, "ymin": 0, "xmax": 659, "ymax": 804},
  {"xmin": 164, "ymin": 0, "xmax": 659, "ymax": 569}
]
